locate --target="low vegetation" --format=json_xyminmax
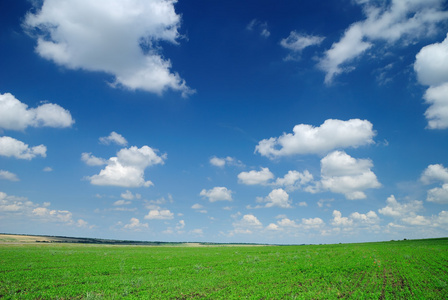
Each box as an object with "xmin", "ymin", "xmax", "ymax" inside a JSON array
[{"xmin": 0, "ymin": 237, "xmax": 447, "ymax": 299}]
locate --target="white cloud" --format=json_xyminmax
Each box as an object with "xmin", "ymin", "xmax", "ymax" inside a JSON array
[
  {"xmin": 191, "ymin": 203, "xmax": 204, "ymax": 210},
  {"xmin": 81, "ymin": 152, "xmax": 107, "ymax": 166},
  {"xmin": 331, "ymin": 210, "xmax": 353, "ymax": 226},
  {"xmin": 144, "ymin": 209, "xmax": 174, "ymax": 220},
  {"xmin": 0, "ymin": 136, "xmax": 46, "ymax": 160},
  {"xmin": 255, "ymin": 119, "xmax": 375, "ymax": 158},
  {"xmin": 401, "ymin": 215, "xmax": 431, "ymax": 226},
  {"xmin": 124, "ymin": 218, "xmax": 148, "ymax": 230},
  {"xmin": 434, "ymin": 211, "xmax": 448, "ymax": 226},
  {"xmin": 210, "ymin": 156, "xmax": 244, "ymax": 168},
  {"xmin": 378, "ymin": 195, "xmax": 423, "ymax": 218},
  {"xmin": 414, "ymin": 34, "xmax": 448, "ymax": 129},
  {"xmin": 0, "ymin": 92, "xmax": 74, "ymax": 131},
  {"xmin": 0, "ymin": 170, "xmax": 19, "ymax": 181},
  {"xmin": 87, "ymin": 145, "xmax": 166, "ymax": 187},
  {"xmin": 422, "ymin": 83, "xmax": 448, "ymax": 129},
  {"xmin": 43, "ymin": 167, "xmax": 53, "ymax": 172},
  {"xmin": 415, "ymin": 34, "xmax": 448, "ymax": 87},
  {"xmin": 318, "ymin": 0, "xmax": 448, "ymax": 83},
  {"xmin": 273, "ymin": 216, "xmax": 325, "ymax": 232},
  {"xmin": 301, "ymin": 217, "xmax": 325, "ymax": 229},
  {"xmin": 281, "ymin": 31, "xmax": 325, "ymax": 60},
  {"xmin": 261, "ymin": 188, "xmax": 292, "ymax": 208},
  {"xmin": 421, "ymin": 164, "xmax": 448, "ymax": 184},
  {"xmin": 0, "ymin": 191, "xmax": 34, "ymax": 213},
  {"xmin": 266, "ymin": 223, "xmax": 281, "ymax": 231},
  {"xmin": 99, "ymin": 132, "xmax": 128, "ymax": 146},
  {"xmin": 200, "ymin": 187, "xmax": 233, "ymax": 202},
  {"xmin": 32, "ymin": 207, "xmax": 75, "ymax": 224},
  {"xmin": 318, "ymin": 24, "xmax": 372, "ymax": 84},
  {"xmin": 320, "ymin": 151, "xmax": 381, "ymax": 199},
  {"xmin": 145, "ymin": 195, "xmax": 173, "ymax": 208},
  {"xmin": 231, "ymin": 214, "xmax": 263, "ymax": 235},
  {"xmin": 246, "ymin": 19, "xmax": 270, "ymax": 38},
  {"xmin": 317, "ymin": 198, "xmax": 333, "ymax": 208},
  {"xmin": 120, "ymin": 190, "xmax": 141, "ymax": 200},
  {"xmin": 113, "ymin": 200, "xmax": 131, "ymax": 206},
  {"xmin": 210, "ymin": 157, "xmax": 226, "ymax": 167},
  {"xmin": 238, "ymin": 167, "xmax": 274, "ymax": 185},
  {"xmin": 350, "ymin": 211, "xmax": 379, "ymax": 224},
  {"xmin": 427, "ymin": 184, "xmax": 448, "ymax": 204},
  {"xmin": 76, "ymin": 219, "xmax": 90, "ymax": 228},
  {"xmin": 176, "ymin": 220, "xmax": 185, "ymax": 230},
  {"xmin": 421, "ymin": 164, "xmax": 448, "ymax": 204},
  {"xmin": 277, "ymin": 217, "xmax": 299, "ymax": 227},
  {"xmin": 24, "ymin": 0, "xmax": 193, "ymax": 97},
  {"xmin": 275, "ymin": 170, "xmax": 314, "ymax": 191}
]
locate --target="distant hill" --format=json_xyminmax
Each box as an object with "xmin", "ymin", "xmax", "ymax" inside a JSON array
[
  {"xmin": 0, "ymin": 233, "xmax": 266, "ymax": 246},
  {"xmin": 0, "ymin": 233, "xmax": 185, "ymax": 245}
]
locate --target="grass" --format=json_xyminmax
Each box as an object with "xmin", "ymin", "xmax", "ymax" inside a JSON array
[{"xmin": 0, "ymin": 238, "xmax": 447, "ymax": 299}]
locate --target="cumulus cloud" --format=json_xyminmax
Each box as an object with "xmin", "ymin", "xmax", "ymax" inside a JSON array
[
  {"xmin": 0, "ymin": 136, "xmax": 46, "ymax": 160},
  {"xmin": 422, "ymin": 82, "xmax": 448, "ymax": 129},
  {"xmin": 427, "ymin": 184, "xmax": 448, "ymax": 204},
  {"xmin": 230, "ymin": 214, "xmax": 263, "ymax": 235},
  {"xmin": 414, "ymin": 34, "xmax": 448, "ymax": 129},
  {"xmin": 81, "ymin": 152, "xmax": 107, "ymax": 166},
  {"xmin": 32, "ymin": 207, "xmax": 73, "ymax": 223},
  {"xmin": 320, "ymin": 151, "xmax": 381, "ymax": 199},
  {"xmin": 86, "ymin": 145, "xmax": 166, "ymax": 187},
  {"xmin": 259, "ymin": 188, "xmax": 292, "ymax": 208},
  {"xmin": 301, "ymin": 217, "xmax": 325, "ymax": 229},
  {"xmin": 415, "ymin": 34, "xmax": 448, "ymax": 87},
  {"xmin": 238, "ymin": 167, "xmax": 274, "ymax": 185},
  {"xmin": 266, "ymin": 223, "xmax": 281, "ymax": 231},
  {"xmin": 331, "ymin": 210, "xmax": 353, "ymax": 226},
  {"xmin": 281, "ymin": 31, "xmax": 325, "ymax": 60},
  {"xmin": 378, "ymin": 195, "xmax": 423, "ymax": 218},
  {"xmin": 176, "ymin": 220, "xmax": 185, "ymax": 230},
  {"xmin": 0, "ymin": 192, "xmax": 93, "ymax": 228},
  {"xmin": 421, "ymin": 164, "xmax": 448, "ymax": 204},
  {"xmin": 0, "ymin": 92, "xmax": 74, "ymax": 131},
  {"xmin": 24, "ymin": 0, "xmax": 193, "ymax": 97},
  {"xmin": 210, "ymin": 156, "xmax": 244, "ymax": 168},
  {"xmin": 318, "ymin": 0, "xmax": 448, "ymax": 84},
  {"xmin": 200, "ymin": 187, "xmax": 233, "ymax": 202},
  {"xmin": 144, "ymin": 209, "xmax": 174, "ymax": 220},
  {"xmin": 0, "ymin": 170, "xmax": 19, "ymax": 181},
  {"xmin": 350, "ymin": 211, "xmax": 379, "ymax": 224},
  {"xmin": 275, "ymin": 170, "xmax": 314, "ymax": 191},
  {"xmin": 121, "ymin": 190, "xmax": 141, "ymax": 200},
  {"xmin": 421, "ymin": 164, "xmax": 448, "ymax": 184},
  {"xmin": 271, "ymin": 216, "xmax": 325, "ymax": 232},
  {"xmin": 255, "ymin": 119, "xmax": 375, "ymax": 158},
  {"xmin": 99, "ymin": 132, "xmax": 128, "ymax": 146},
  {"xmin": 0, "ymin": 191, "xmax": 34, "ymax": 213},
  {"xmin": 123, "ymin": 218, "xmax": 148, "ymax": 230},
  {"xmin": 191, "ymin": 203, "xmax": 203, "ymax": 210}
]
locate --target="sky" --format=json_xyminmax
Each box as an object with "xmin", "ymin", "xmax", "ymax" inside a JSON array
[{"xmin": 1, "ymin": 0, "xmax": 448, "ymax": 244}]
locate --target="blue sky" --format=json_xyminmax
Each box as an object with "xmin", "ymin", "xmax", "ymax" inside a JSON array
[{"xmin": 1, "ymin": 0, "xmax": 448, "ymax": 244}]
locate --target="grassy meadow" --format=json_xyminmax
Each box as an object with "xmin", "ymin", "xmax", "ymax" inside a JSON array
[{"xmin": 0, "ymin": 237, "xmax": 447, "ymax": 299}]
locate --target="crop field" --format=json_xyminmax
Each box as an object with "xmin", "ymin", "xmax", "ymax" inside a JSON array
[{"xmin": 0, "ymin": 238, "xmax": 447, "ymax": 299}]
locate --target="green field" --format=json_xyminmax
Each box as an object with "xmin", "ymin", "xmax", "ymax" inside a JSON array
[{"xmin": 1, "ymin": 238, "xmax": 447, "ymax": 299}]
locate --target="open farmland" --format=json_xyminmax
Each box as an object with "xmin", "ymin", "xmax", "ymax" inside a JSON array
[{"xmin": 0, "ymin": 238, "xmax": 447, "ymax": 299}]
